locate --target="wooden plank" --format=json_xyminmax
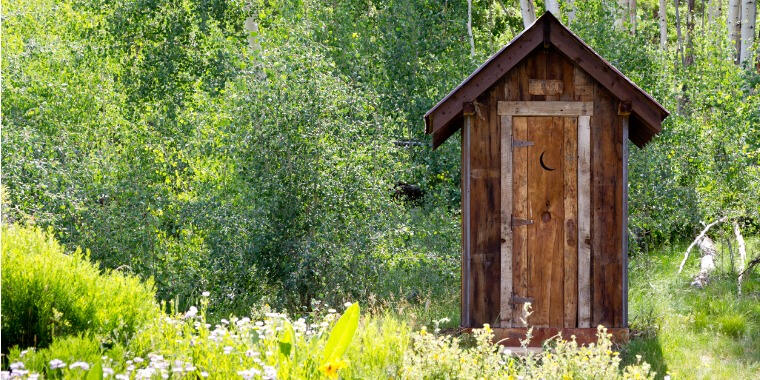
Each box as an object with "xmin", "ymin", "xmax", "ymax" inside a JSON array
[
  {"xmin": 622, "ymin": 116, "xmax": 629, "ymax": 327},
  {"xmin": 563, "ymin": 117, "xmax": 578, "ymax": 328},
  {"xmin": 591, "ymin": 89, "xmax": 624, "ymax": 327},
  {"xmin": 528, "ymin": 79, "xmax": 564, "ymax": 96},
  {"xmin": 500, "ymin": 115, "xmax": 513, "ymax": 328},
  {"xmin": 526, "ymin": 116, "xmax": 564, "ymax": 327},
  {"xmin": 497, "ymin": 101, "xmax": 594, "ymax": 116},
  {"xmin": 465, "ymin": 327, "xmax": 630, "ymax": 347},
  {"xmin": 469, "ymin": 94, "xmax": 502, "ymax": 327},
  {"xmin": 577, "ymin": 115, "xmax": 592, "ymax": 328},
  {"xmin": 511, "ymin": 116, "xmax": 529, "ymax": 326},
  {"xmin": 462, "ymin": 116, "xmax": 472, "ymax": 327}
]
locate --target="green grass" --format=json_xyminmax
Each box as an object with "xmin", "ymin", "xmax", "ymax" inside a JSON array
[{"xmin": 622, "ymin": 238, "xmax": 760, "ymax": 379}]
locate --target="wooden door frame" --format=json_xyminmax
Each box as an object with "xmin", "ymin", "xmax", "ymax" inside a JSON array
[{"xmin": 497, "ymin": 101, "xmax": 593, "ymax": 328}]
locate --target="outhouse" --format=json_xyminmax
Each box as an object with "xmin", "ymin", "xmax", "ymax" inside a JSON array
[{"xmin": 424, "ymin": 12, "xmax": 668, "ymax": 346}]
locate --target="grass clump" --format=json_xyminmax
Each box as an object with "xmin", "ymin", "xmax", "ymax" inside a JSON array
[{"xmin": 1, "ymin": 224, "xmax": 160, "ymax": 350}]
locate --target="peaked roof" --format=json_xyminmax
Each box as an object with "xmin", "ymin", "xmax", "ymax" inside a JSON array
[{"xmin": 424, "ymin": 12, "xmax": 669, "ymax": 149}]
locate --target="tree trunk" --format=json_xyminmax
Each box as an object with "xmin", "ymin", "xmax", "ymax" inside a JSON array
[
  {"xmin": 679, "ymin": 216, "xmax": 727, "ymax": 273},
  {"xmin": 691, "ymin": 236, "xmax": 718, "ymax": 288},
  {"xmin": 468, "ymin": 0, "xmax": 475, "ymax": 57},
  {"xmin": 676, "ymin": 0, "xmax": 685, "ymax": 65},
  {"xmin": 708, "ymin": 0, "xmax": 723, "ymax": 24},
  {"xmin": 546, "ymin": 0, "xmax": 560, "ymax": 16},
  {"xmin": 567, "ymin": 0, "xmax": 577, "ymax": 23},
  {"xmin": 630, "ymin": 0, "xmax": 638, "ymax": 33},
  {"xmin": 616, "ymin": 0, "xmax": 629, "ymax": 29},
  {"xmin": 740, "ymin": 0, "xmax": 756, "ymax": 63},
  {"xmin": 520, "ymin": 0, "xmax": 537, "ymax": 28},
  {"xmin": 734, "ymin": 221, "xmax": 747, "ymax": 294},
  {"xmin": 660, "ymin": 0, "xmax": 668, "ymax": 48},
  {"xmin": 729, "ymin": 0, "xmax": 743, "ymax": 62},
  {"xmin": 686, "ymin": 0, "xmax": 696, "ymax": 65}
]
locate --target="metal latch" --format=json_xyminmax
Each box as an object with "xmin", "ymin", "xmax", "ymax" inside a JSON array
[
  {"xmin": 512, "ymin": 140, "xmax": 534, "ymax": 148},
  {"xmin": 511, "ymin": 216, "xmax": 534, "ymax": 227}
]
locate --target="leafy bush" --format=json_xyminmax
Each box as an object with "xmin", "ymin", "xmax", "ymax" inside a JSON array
[
  {"xmin": 1, "ymin": 224, "xmax": 160, "ymax": 350},
  {"xmin": 7, "ymin": 300, "xmax": 654, "ymax": 379}
]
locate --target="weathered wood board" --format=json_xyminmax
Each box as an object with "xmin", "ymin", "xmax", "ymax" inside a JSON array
[{"xmin": 461, "ymin": 46, "xmax": 625, "ymax": 335}]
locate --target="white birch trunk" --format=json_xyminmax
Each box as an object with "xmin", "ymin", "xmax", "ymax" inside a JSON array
[
  {"xmin": 691, "ymin": 236, "xmax": 718, "ymax": 288},
  {"xmin": 630, "ymin": 0, "xmax": 637, "ymax": 33},
  {"xmin": 520, "ymin": 0, "xmax": 537, "ymax": 28},
  {"xmin": 567, "ymin": 0, "xmax": 577, "ymax": 23},
  {"xmin": 467, "ymin": 0, "xmax": 475, "ymax": 57},
  {"xmin": 546, "ymin": 0, "xmax": 560, "ymax": 16},
  {"xmin": 616, "ymin": 0, "xmax": 629, "ymax": 28},
  {"xmin": 660, "ymin": 0, "xmax": 668, "ymax": 48},
  {"xmin": 740, "ymin": 0, "xmax": 756, "ymax": 63},
  {"xmin": 708, "ymin": 0, "xmax": 723, "ymax": 23},
  {"xmin": 734, "ymin": 221, "xmax": 747, "ymax": 294},
  {"xmin": 729, "ymin": 0, "xmax": 743, "ymax": 61}
]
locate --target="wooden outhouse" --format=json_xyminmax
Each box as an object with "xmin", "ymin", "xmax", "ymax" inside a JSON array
[{"xmin": 424, "ymin": 13, "xmax": 668, "ymax": 346}]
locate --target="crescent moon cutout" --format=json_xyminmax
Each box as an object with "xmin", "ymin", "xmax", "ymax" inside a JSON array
[{"xmin": 539, "ymin": 151, "xmax": 556, "ymax": 171}]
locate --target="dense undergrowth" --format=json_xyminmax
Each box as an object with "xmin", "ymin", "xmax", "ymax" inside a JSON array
[{"xmin": 3, "ymin": 225, "xmax": 656, "ymax": 379}]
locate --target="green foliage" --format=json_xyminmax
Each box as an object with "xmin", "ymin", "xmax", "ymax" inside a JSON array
[
  {"xmin": 7, "ymin": 302, "xmax": 654, "ymax": 379},
  {"xmin": 1, "ymin": 224, "xmax": 159, "ymax": 350}
]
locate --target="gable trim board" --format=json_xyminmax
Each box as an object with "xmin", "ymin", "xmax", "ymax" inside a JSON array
[{"xmin": 424, "ymin": 12, "xmax": 668, "ymax": 149}]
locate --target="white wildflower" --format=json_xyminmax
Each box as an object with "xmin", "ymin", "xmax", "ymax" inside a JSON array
[
  {"xmin": 1, "ymin": 371, "xmax": 9, "ymax": 380},
  {"xmin": 69, "ymin": 362, "xmax": 90, "ymax": 371},
  {"xmin": 10, "ymin": 370, "xmax": 29, "ymax": 378},
  {"xmin": 8, "ymin": 363, "xmax": 23, "ymax": 371},
  {"xmin": 103, "ymin": 367, "xmax": 115, "ymax": 376},
  {"xmin": 133, "ymin": 357, "xmax": 144, "ymax": 363},
  {"xmin": 49, "ymin": 359, "xmax": 66, "ymax": 370},
  {"xmin": 202, "ymin": 291, "xmax": 210, "ymax": 297},
  {"xmin": 344, "ymin": 302, "xmax": 353, "ymax": 308},
  {"xmin": 27, "ymin": 373, "xmax": 40, "ymax": 380},
  {"xmin": 237, "ymin": 368, "xmax": 261, "ymax": 380},
  {"xmin": 221, "ymin": 318, "xmax": 229, "ymax": 325},
  {"xmin": 115, "ymin": 374, "xmax": 130, "ymax": 380},
  {"xmin": 245, "ymin": 350, "xmax": 259, "ymax": 358},
  {"xmin": 184, "ymin": 306, "xmax": 198, "ymax": 319},
  {"xmin": 200, "ymin": 371, "xmax": 209, "ymax": 378},
  {"xmin": 223, "ymin": 346, "xmax": 234, "ymax": 354},
  {"xmin": 263, "ymin": 365, "xmax": 277, "ymax": 380},
  {"xmin": 328, "ymin": 308, "xmax": 337, "ymax": 313}
]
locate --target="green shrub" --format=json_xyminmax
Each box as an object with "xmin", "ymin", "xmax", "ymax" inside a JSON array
[{"xmin": 1, "ymin": 224, "xmax": 160, "ymax": 350}]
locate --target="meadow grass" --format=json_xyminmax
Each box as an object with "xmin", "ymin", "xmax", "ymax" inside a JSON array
[{"xmin": 623, "ymin": 238, "xmax": 760, "ymax": 379}]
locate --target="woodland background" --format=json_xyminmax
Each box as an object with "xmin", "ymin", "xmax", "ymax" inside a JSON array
[{"xmin": 3, "ymin": 0, "xmax": 760, "ymax": 318}]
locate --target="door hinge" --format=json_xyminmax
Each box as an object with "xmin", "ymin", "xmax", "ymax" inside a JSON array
[
  {"xmin": 511, "ymin": 216, "xmax": 534, "ymax": 228},
  {"xmin": 512, "ymin": 140, "xmax": 534, "ymax": 148}
]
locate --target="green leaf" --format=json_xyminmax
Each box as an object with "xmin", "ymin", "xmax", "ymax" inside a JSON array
[
  {"xmin": 321, "ymin": 303, "xmax": 360, "ymax": 365},
  {"xmin": 86, "ymin": 362, "xmax": 103, "ymax": 380},
  {"xmin": 279, "ymin": 319, "xmax": 294, "ymax": 357}
]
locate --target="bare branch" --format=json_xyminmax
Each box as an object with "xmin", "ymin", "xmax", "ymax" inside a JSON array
[{"xmin": 678, "ymin": 216, "xmax": 727, "ymax": 273}]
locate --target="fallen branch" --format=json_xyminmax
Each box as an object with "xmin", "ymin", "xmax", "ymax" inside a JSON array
[
  {"xmin": 738, "ymin": 255, "xmax": 760, "ymax": 278},
  {"xmin": 678, "ymin": 216, "xmax": 727, "ymax": 273},
  {"xmin": 691, "ymin": 236, "xmax": 718, "ymax": 288}
]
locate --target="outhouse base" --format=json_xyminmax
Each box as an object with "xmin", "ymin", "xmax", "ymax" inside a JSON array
[{"xmin": 462, "ymin": 327, "xmax": 630, "ymax": 347}]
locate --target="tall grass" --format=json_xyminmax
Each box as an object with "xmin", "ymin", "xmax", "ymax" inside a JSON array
[{"xmin": 623, "ymin": 238, "xmax": 760, "ymax": 379}]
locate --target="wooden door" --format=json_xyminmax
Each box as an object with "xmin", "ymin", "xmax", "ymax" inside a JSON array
[{"xmin": 511, "ymin": 116, "xmax": 578, "ymax": 328}]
